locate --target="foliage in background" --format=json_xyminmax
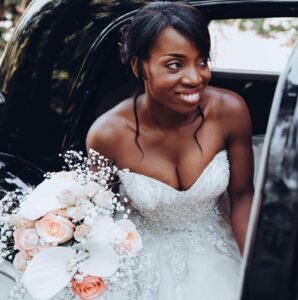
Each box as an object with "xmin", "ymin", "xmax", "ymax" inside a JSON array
[
  {"xmin": 0, "ymin": 0, "xmax": 32, "ymax": 55},
  {"xmin": 217, "ymin": 18, "xmax": 298, "ymax": 46}
]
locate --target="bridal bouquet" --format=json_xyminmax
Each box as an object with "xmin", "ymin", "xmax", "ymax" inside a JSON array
[{"xmin": 0, "ymin": 150, "xmax": 143, "ymax": 300}]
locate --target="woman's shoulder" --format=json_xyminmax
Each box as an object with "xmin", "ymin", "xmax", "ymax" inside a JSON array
[
  {"xmin": 204, "ymin": 85, "xmax": 249, "ymax": 119},
  {"xmin": 86, "ymin": 98, "xmax": 134, "ymax": 160},
  {"xmin": 205, "ymin": 85, "xmax": 252, "ymax": 137}
]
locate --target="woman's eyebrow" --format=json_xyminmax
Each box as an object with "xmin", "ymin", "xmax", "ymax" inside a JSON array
[{"xmin": 161, "ymin": 53, "xmax": 186, "ymax": 58}]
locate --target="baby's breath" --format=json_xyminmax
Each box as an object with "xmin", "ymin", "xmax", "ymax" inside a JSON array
[{"xmin": 0, "ymin": 191, "xmax": 23, "ymax": 263}]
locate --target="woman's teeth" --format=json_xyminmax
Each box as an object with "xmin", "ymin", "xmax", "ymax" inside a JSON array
[{"xmin": 177, "ymin": 92, "xmax": 200, "ymax": 102}]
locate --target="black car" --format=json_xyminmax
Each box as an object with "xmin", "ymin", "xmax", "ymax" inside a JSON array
[{"xmin": 0, "ymin": 1, "xmax": 297, "ymax": 299}]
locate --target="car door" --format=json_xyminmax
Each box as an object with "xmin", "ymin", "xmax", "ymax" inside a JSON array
[{"xmin": 238, "ymin": 40, "xmax": 298, "ymax": 300}]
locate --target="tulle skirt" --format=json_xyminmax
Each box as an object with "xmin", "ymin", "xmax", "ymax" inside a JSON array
[{"xmin": 107, "ymin": 217, "xmax": 241, "ymax": 300}]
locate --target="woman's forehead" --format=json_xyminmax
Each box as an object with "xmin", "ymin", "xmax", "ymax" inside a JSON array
[{"xmin": 149, "ymin": 27, "xmax": 200, "ymax": 58}]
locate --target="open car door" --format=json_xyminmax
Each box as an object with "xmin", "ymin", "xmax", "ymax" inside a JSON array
[{"xmin": 239, "ymin": 41, "xmax": 298, "ymax": 300}]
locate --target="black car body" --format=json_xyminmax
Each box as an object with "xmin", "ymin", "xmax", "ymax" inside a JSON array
[{"xmin": 0, "ymin": 1, "xmax": 297, "ymax": 299}]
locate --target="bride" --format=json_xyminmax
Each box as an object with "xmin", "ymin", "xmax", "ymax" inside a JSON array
[{"xmin": 86, "ymin": 1, "xmax": 254, "ymax": 299}]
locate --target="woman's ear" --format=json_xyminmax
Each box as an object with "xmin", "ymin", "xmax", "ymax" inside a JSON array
[
  {"xmin": 131, "ymin": 57, "xmax": 139, "ymax": 78},
  {"xmin": 131, "ymin": 57, "xmax": 148, "ymax": 80}
]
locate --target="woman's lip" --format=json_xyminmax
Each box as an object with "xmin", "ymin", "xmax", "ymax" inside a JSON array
[{"xmin": 176, "ymin": 89, "xmax": 202, "ymax": 95}]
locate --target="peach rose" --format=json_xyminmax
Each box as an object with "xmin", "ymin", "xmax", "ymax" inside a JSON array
[
  {"xmin": 14, "ymin": 228, "xmax": 39, "ymax": 251},
  {"xmin": 13, "ymin": 251, "xmax": 28, "ymax": 272},
  {"xmin": 71, "ymin": 276, "xmax": 106, "ymax": 300},
  {"xmin": 35, "ymin": 214, "xmax": 74, "ymax": 244}
]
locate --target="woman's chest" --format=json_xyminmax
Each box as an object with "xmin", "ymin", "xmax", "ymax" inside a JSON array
[
  {"xmin": 119, "ymin": 150, "xmax": 230, "ymax": 220},
  {"xmin": 116, "ymin": 132, "xmax": 225, "ymax": 191}
]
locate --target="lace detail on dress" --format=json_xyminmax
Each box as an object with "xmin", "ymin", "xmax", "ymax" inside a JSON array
[
  {"xmin": 116, "ymin": 150, "xmax": 241, "ymax": 300},
  {"xmin": 119, "ymin": 150, "xmax": 229, "ymax": 231}
]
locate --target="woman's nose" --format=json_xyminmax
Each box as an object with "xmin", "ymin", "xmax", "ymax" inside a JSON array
[{"xmin": 181, "ymin": 67, "xmax": 203, "ymax": 86}]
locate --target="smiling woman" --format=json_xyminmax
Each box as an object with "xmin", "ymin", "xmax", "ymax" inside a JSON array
[
  {"xmin": 138, "ymin": 27, "xmax": 211, "ymax": 109},
  {"xmin": 130, "ymin": 26, "xmax": 212, "ymax": 154},
  {"xmin": 86, "ymin": 1, "xmax": 253, "ymax": 300}
]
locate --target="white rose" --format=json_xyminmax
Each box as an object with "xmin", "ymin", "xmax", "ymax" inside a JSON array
[
  {"xmin": 89, "ymin": 217, "xmax": 124, "ymax": 245},
  {"xmin": 76, "ymin": 198, "xmax": 93, "ymax": 210},
  {"xmin": 52, "ymin": 171, "xmax": 75, "ymax": 180},
  {"xmin": 67, "ymin": 207, "xmax": 85, "ymax": 222},
  {"xmin": 8, "ymin": 214, "xmax": 34, "ymax": 228},
  {"xmin": 13, "ymin": 252, "xmax": 28, "ymax": 272},
  {"xmin": 58, "ymin": 189, "xmax": 78, "ymax": 206},
  {"xmin": 93, "ymin": 189, "xmax": 114, "ymax": 208},
  {"xmin": 16, "ymin": 229, "xmax": 39, "ymax": 251},
  {"xmin": 85, "ymin": 181, "xmax": 100, "ymax": 198},
  {"xmin": 74, "ymin": 224, "xmax": 90, "ymax": 241}
]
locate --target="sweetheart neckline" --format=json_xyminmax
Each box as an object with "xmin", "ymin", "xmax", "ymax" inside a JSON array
[{"xmin": 121, "ymin": 150, "xmax": 227, "ymax": 193}]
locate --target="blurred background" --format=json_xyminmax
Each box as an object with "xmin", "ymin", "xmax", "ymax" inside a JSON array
[
  {"xmin": 0, "ymin": 0, "xmax": 31, "ymax": 56},
  {"xmin": 210, "ymin": 18, "xmax": 298, "ymax": 73},
  {"xmin": 0, "ymin": 0, "xmax": 297, "ymax": 72}
]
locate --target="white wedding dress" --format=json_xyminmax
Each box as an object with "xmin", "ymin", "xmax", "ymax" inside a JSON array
[
  {"xmin": 110, "ymin": 149, "xmax": 242, "ymax": 300},
  {"xmin": 0, "ymin": 137, "xmax": 264, "ymax": 300}
]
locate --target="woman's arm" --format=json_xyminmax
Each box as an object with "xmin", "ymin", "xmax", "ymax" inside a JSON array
[{"xmin": 224, "ymin": 92, "xmax": 254, "ymax": 254}]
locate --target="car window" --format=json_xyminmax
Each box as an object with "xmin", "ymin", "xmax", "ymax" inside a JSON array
[{"xmin": 209, "ymin": 18, "xmax": 298, "ymax": 73}]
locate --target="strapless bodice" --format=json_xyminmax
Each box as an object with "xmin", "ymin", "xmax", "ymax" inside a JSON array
[
  {"xmin": 110, "ymin": 150, "xmax": 241, "ymax": 300},
  {"xmin": 118, "ymin": 150, "xmax": 230, "ymax": 233}
]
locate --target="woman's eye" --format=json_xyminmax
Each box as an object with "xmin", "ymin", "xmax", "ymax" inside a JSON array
[
  {"xmin": 198, "ymin": 59, "xmax": 209, "ymax": 68},
  {"xmin": 166, "ymin": 62, "xmax": 182, "ymax": 70}
]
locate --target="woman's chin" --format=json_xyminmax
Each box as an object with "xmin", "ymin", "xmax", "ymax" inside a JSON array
[{"xmin": 174, "ymin": 104, "xmax": 201, "ymax": 115}]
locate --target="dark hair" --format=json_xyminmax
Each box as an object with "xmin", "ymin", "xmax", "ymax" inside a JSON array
[{"xmin": 119, "ymin": 1, "xmax": 211, "ymax": 157}]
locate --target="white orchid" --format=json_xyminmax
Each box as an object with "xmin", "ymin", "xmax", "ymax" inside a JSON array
[
  {"xmin": 22, "ymin": 240, "xmax": 119, "ymax": 300},
  {"xmin": 19, "ymin": 175, "xmax": 83, "ymax": 220}
]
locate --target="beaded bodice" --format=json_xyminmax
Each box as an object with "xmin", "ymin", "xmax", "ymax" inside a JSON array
[
  {"xmin": 118, "ymin": 150, "xmax": 230, "ymax": 233},
  {"xmin": 116, "ymin": 150, "xmax": 241, "ymax": 300}
]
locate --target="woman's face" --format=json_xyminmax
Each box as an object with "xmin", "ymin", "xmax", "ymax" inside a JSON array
[{"xmin": 140, "ymin": 27, "xmax": 211, "ymax": 114}]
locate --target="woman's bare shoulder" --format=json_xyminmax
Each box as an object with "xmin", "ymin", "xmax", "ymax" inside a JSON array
[
  {"xmin": 207, "ymin": 86, "xmax": 246, "ymax": 111},
  {"xmin": 205, "ymin": 86, "xmax": 249, "ymax": 119},
  {"xmin": 206, "ymin": 85, "xmax": 252, "ymax": 139},
  {"xmin": 204, "ymin": 86, "xmax": 251, "ymax": 138},
  {"xmin": 86, "ymin": 98, "xmax": 134, "ymax": 160}
]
